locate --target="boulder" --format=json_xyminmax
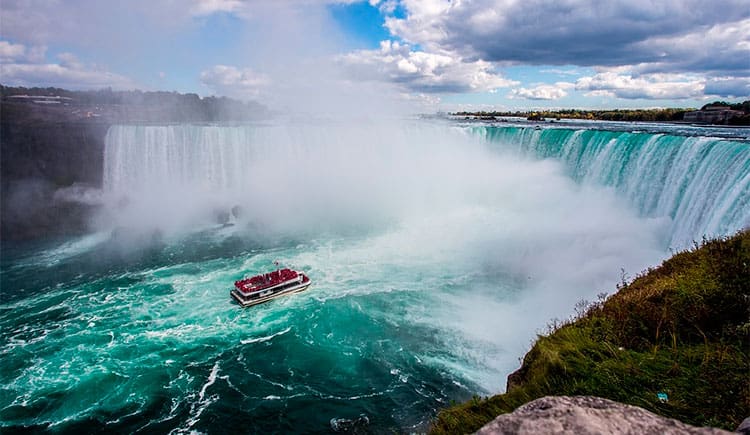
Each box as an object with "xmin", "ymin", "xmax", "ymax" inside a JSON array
[
  {"xmin": 475, "ymin": 396, "xmax": 731, "ymax": 435},
  {"xmin": 737, "ymin": 417, "xmax": 750, "ymax": 434}
]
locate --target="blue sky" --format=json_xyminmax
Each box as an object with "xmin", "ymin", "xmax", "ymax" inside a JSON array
[{"xmin": 1, "ymin": 0, "xmax": 749, "ymax": 112}]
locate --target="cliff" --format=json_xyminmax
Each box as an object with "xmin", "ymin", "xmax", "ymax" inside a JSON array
[
  {"xmin": 430, "ymin": 230, "xmax": 750, "ymax": 434},
  {"xmin": 1, "ymin": 101, "xmax": 110, "ymax": 240}
]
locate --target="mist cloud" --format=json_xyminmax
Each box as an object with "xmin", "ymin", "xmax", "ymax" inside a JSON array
[
  {"xmin": 200, "ymin": 65, "xmax": 270, "ymax": 99},
  {"xmin": 97, "ymin": 120, "xmax": 668, "ymax": 390}
]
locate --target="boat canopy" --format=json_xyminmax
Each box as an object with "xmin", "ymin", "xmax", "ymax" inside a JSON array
[{"xmin": 235, "ymin": 268, "xmax": 299, "ymax": 293}]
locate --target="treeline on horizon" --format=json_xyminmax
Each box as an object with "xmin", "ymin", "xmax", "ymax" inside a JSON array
[
  {"xmin": 454, "ymin": 100, "xmax": 750, "ymax": 124},
  {"xmin": 0, "ymin": 84, "xmax": 270, "ymax": 122}
]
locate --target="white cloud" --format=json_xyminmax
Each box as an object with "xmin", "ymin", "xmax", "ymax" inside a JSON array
[
  {"xmin": 575, "ymin": 71, "xmax": 705, "ymax": 100},
  {"xmin": 0, "ymin": 40, "xmax": 136, "ymax": 89},
  {"xmin": 189, "ymin": 0, "xmax": 246, "ymax": 16},
  {"xmin": 509, "ymin": 82, "xmax": 574, "ymax": 100},
  {"xmin": 0, "ymin": 42, "xmax": 135, "ymax": 90},
  {"xmin": 57, "ymin": 52, "xmax": 84, "ymax": 70},
  {"xmin": 0, "ymin": 40, "xmax": 26, "ymax": 61},
  {"xmin": 0, "ymin": 62, "xmax": 137, "ymax": 89},
  {"xmin": 340, "ymin": 40, "xmax": 518, "ymax": 93},
  {"xmin": 384, "ymin": 0, "xmax": 453, "ymax": 50},
  {"xmin": 200, "ymin": 65, "xmax": 270, "ymax": 98},
  {"xmin": 370, "ymin": 0, "xmax": 398, "ymax": 14},
  {"xmin": 0, "ymin": 40, "xmax": 46, "ymax": 63}
]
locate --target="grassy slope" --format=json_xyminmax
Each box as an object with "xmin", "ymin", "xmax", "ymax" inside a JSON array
[{"xmin": 431, "ymin": 230, "xmax": 750, "ymax": 434}]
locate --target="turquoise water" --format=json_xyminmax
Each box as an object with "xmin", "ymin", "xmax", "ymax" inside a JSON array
[
  {"xmin": 476, "ymin": 125, "xmax": 750, "ymax": 247},
  {"xmin": 1, "ymin": 121, "xmax": 747, "ymax": 433},
  {"xmin": 1, "ymin": 233, "xmax": 479, "ymax": 433}
]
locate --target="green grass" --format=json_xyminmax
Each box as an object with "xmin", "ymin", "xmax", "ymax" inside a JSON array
[{"xmin": 431, "ymin": 231, "xmax": 750, "ymax": 434}]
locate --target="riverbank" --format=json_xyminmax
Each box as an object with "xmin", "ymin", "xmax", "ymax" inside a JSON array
[
  {"xmin": 431, "ymin": 230, "xmax": 750, "ymax": 433},
  {"xmin": 452, "ymin": 100, "xmax": 750, "ymax": 125}
]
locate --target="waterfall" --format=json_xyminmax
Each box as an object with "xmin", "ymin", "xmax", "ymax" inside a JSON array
[
  {"xmin": 103, "ymin": 123, "xmax": 749, "ymax": 247},
  {"xmin": 102, "ymin": 122, "xmax": 491, "ymax": 233},
  {"xmin": 103, "ymin": 124, "xmax": 262, "ymax": 193},
  {"xmin": 476, "ymin": 126, "xmax": 750, "ymax": 247}
]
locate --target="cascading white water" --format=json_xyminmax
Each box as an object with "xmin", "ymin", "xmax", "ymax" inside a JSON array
[
  {"xmin": 478, "ymin": 126, "xmax": 750, "ymax": 248},
  {"xmin": 102, "ymin": 122, "xmax": 519, "ymax": 234},
  {"xmin": 105, "ymin": 123, "xmax": 749, "ymax": 247}
]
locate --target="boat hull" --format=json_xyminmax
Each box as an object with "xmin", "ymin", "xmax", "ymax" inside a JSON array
[{"xmin": 231, "ymin": 280, "xmax": 312, "ymax": 307}]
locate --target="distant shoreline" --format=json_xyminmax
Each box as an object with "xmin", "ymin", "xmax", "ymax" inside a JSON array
[
  {"xmin": 451, "ymin": 114, "xmax": 750, "ymax": 129},
  {"xmin": 444, "ymin": 115, "xmax": 750, "ymax": 142},
  {"xmin": 451, "ymin": 100, "xmax": 750, "ymax": 126}
]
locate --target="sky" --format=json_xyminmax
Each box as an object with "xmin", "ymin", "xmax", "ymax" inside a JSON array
[{"xmin": 0, "ymin": 0, "xmax": 749, "ymax": 112}]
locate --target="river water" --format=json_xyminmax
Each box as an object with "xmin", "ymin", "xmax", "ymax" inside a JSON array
[{"xmin": 1, "ymin": 120, "xmax": 748, "ymax": 433}]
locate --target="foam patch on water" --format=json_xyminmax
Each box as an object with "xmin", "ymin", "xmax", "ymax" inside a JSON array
[
  {"xmin": 170, "ymin": 362, "xmax": 221, "ymax": 434},
  {"xmin": 240, "ymin": 326, "xmax": 293, "ymax": 344}
]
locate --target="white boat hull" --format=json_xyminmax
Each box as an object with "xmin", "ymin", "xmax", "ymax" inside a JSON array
[{"xmin": 231, "ymin": 280, "xmax": 312, "ymax": 307}]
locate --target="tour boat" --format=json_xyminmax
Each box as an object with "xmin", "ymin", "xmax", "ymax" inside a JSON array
[{"xmin": 231, "ymin": 268, "xmax": 311, "ymax": 307}]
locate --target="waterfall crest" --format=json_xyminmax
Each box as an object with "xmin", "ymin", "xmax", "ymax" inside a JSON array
[
  {"xmin": 476, "ymin": 127, "xmax": 749, "ymax": 246},
  {"xmin": 104, "ymin": 124, "xmax": 749, "ymax": 247}
]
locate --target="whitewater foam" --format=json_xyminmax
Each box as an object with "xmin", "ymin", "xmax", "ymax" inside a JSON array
[
  {"xmin": 477, "ymin": 126, "xmax": 750, "ymax": 247},
  {"xmin": 240, "ymin": 326, "xmax": 293, "ymax": 344}
]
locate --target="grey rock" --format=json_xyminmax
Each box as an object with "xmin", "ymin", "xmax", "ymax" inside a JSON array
[
  {"xmin": 737, "ymin": 417, "xmax": 750, "ymax": 434},
  {"xmin": 475, "ymin": 396, "xmax": 731, "ymax": 435}
]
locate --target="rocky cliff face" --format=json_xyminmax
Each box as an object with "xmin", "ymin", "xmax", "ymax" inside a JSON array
[
  {"xmin": 0, "ymin": 117, "xmax": 108, "ymax": 186},
  {"xmin": 475, "ymin": 396, "xmax": 732, "ymax": 435},
  {"xmin": 1, "ymin": 102, "xmax": 110, "ymax": 240}
]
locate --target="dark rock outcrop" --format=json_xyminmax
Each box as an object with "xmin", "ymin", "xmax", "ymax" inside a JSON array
[
  {"xmin": 475, "ymin": 396, "xmax": 731, "ymax": 435},
  {"xmin": 1, "ymin": 102, "xmax": 109, "ymax": 240},
  {"xmin": 0, "ymin": 103, "xmax": 110, "ymax": 186}
]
